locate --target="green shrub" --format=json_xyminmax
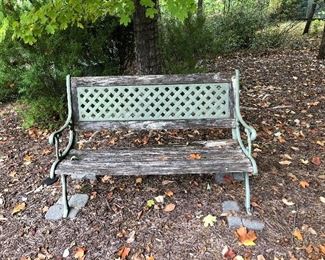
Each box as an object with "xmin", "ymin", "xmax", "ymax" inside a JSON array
[{"xmin": 0, "ymin": 16, "xmax": 123, "ymax": 128}]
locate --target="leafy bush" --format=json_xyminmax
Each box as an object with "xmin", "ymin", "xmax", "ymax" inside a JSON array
[{"xmin": 0, "ymin": 16, "xmax": 125, "ymax": 128}]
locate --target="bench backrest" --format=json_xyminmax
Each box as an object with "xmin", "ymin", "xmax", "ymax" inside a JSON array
[{"xmin": 69, "ymin": 74, "xmax": 236, "ymax": 130}]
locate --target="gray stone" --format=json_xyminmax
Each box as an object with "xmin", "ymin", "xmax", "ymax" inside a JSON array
[
  {"xmin": 227, "ymin": 216, "xmax": 243, "ymax": 228},
  {"xmin": 69, "ymin": 194, "xmax": 89, "ymax": 209},
  {"xmin": 45, "ymin": 204, "xmax": 64, "ymax": 220},
  {"xmin": 46, "ymin": 194, "xmax": 89, "ymax": 220},
  {"xmin": 222, "ymin": 200, "xmax": 240, "ymax": 213},
  {"xmin": 242, "ymin": 217, "xmax": 265, "ymax": 231}
]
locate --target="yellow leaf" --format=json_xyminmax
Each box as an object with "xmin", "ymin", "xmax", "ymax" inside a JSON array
[
  {"xmin": 135, "ymin": 177, "xmax": 142, "ymax": 184},
  {"xmin": 188, "ymin": 153, "xmax": 202, "ymax": 160},
  {"xmin": 163, "ymin": 203, "xmax": 176, "ymax": 212},
  {"xmin": 203, "ymin": 214, "xmax": 217, "ymax": 227},
  {"xmin": 235, "ymin": 226, "xmax": 257, "ymax": 246},
  {"xmin": 316, "ymin": 140, "xmax": 325, "ymax": 147},
  {"xmin": 299, "ymin": 180, "xmax": 309, "ymax": 188},
  {"xmin": 12, "ymin": 202, "xmax": 26, "ymax": 215},
  {"xmin": 293, "ymin": 228, "xmax": 303, "ymax": 240},
  {"xmin": 146, "ymin": 256, "xmax": 155, "ymax": 260},
  {"xmin": 74, "ymin": 247, "xmax": 86, "ymax": 259}
]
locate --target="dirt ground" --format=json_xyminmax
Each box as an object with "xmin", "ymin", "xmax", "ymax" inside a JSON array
[{"xmin": 0, "ymin": 44, "xmax": 324, "ymax": 260}]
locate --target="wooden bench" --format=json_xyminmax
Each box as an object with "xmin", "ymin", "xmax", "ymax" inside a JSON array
[{"xmin": 46, "ymin": 70, "xmax": 258, "ymax": 218}]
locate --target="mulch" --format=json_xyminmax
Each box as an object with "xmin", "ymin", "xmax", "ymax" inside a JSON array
[{"xmin": 0, "ymin": 44, "xmax": 324, "ymax": 259}]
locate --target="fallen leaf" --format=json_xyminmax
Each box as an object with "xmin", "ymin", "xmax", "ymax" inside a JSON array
[
  {"xmin": 320, "ymin": 196, "xmax": 325, "ymax": 204},
  {"xmin": 165, "ymin": 190, "xmax": 174, "ymax": 197},
  {"xmin": 293, "ymin": 228, "xmax": 303, "ymax": 240},
  {"xmin": 320, "ymin": 244, "xmax": 325, "ymax": 254},
  {"xmin": 257, "ymin": 255, "xmax": 266, "ymax": 260},
  {"xmin": 42, "ymin": 206, "xmax": 49, "ymax": 213},
  {"xmin": 117, "ymin": 246, "xmax": 130, "ymax": 259},
  {"xmin": 279, "ymin": 160, "xmax": 291, "ymax": 165},
  {"xmin": 12, "ymin": 202, "xmax": 26, "ymax": 215},
  {"xmin": 305, "ymin": 244, "xmax": 313, "ymax": 254},
  {"xmin": 101, "ymin": 175, "xmax": 112, "ymax": 183},
  {"xmin": 162, "ymin": 180, "xmax": 175, "ymax": 185},
  {"xmin": 146, "ymin": 256, "xmax": 154, "ymax": 260},
  {"xmin": 203, "ymin": 214, "xmax": 217, "ymax": 227},
  {"xmin": 74, "ymin": 247, "xmax": 86, "ymax": 259},
  {"xmin": 316, "ymin": 140, "xmax": 325, "ymax": 146},
  {"xmin": 283, "ymin": 154, "xmax": 293, "ymax": 160},
  {"xmin": 126, "ymin": 230, "xmax": 136, "ymax": 244},
  {"xmin": 299, "ymin": 180, "xmax": 309, "ymax": 188},
  {"xmin": 146, "ymin": 199, "xmax": 155, "ymax": 208},
  {"xmin": 135, "ymin": 177, "xmax": 142, "ymax": 184},
  {"xmin": 300, "ymin": 159, "xmax": 309, "ymax": 165},
  {"xmin": 23, "ymin": 154, "xmax": 33, "ymax": 165},
  {"xmin": 288, "ymin": 173, "xmax": 298, "ymax": 181},
  {"xmin": 63, "ymin": 248, "xmax": 70, "ymax": 258},
  {"xmin": 311, "ymin": 157, "xmax": 321, "ymax": 166},
  {"xmin": 235, "ymin": 227, "xmax": 257, "ymax": 246},
  {"xmin": 42, "ymin": 148, "xmax": 52, "ymax": 156},
  {"xmin": 154, "ymin": 195, "xmax": 165, "ymax": 203},
  {"xmin": 282, "ymin": 198, "xmax": 295, "ymax": 206},
  {"xmin": 188, "ymin": 153, "xmax": 202, "ymax": 160},
  {"xmin": 221, "ymin": 245, "xmax": 236, "ymax": 259},
  {"xmin": 233, "ymin": 256, "xmax": 244, "ymax": 260},
  {"xmin": 163, "ymin": 203, "xmax": 176, "ymax": 212}
]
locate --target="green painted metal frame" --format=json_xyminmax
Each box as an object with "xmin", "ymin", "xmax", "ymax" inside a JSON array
[
  {"xmin": 48, "ymin": 75, "xmax": 74, "ymax": 217},
  {"xmin": 231, "ymin": 70, "xmax": 258, "ymax": 214},
  {"xmin": 47, "ymin": 71, "xmax": 258, "ymax": 218}
]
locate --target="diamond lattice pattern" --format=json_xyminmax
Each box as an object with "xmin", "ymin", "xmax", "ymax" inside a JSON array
[{"xmin": 77, "ymin": 83, "xmax": 231, "ymax": 121}]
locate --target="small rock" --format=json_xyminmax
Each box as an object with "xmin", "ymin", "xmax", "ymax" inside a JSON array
[
  {"xmin": 222, "ymin": 200, "xmax": 240, "ymax": 213},
  {"xmin": 227, "ymin": 216, "xmax": 243, "ymax": 228},
  {"xmin": 242, "ymin": 217, "xmax": 265, "ymax": 231}
]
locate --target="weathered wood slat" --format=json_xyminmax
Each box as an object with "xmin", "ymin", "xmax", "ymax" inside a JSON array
[
  {"xmin": 56, "ymin": 142, "xmax": 253, "ymax": 176},
  {"xmin": 71, "ymin": 73, "xmax": 231, "ymax": 87},
  {"xmin": 75, "ymin": 118, "xmax": 236, "ymax": 131}
]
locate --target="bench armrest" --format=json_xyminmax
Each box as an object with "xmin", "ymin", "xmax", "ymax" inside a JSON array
[
  {"xmin": 232, "ymin": 70, "xmax": 258, "ymax": 175},
  {"xmin": 48, "ymin": 75, "xmax": 75, "ymax": 179}
]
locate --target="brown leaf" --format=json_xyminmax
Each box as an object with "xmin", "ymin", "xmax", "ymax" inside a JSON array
[
  {"xmin": 12, "ymin": 202, "xmax": 26, "ymax": 215},
  {"xmin": 257, "ymin": 255, "xmax": 266, "ymax": 260},
  {"xmin": 74, "ymin": 247, "xmax": 86, "ymax": 259},
  {"xmin": 293, "ymin": 228, "xmax": 303, "ymax": 240},
  {"xmin": 221, "ymin": 245, "xmax": 236, "ymax": 259},
  {"xmin": 118, "ymin": 246, "xmax": 131, "ymax": 260},
  {"xmin": 311, "ymin": 157, "xmax": 321, "ymax": 166},
  {"xmin": 146, "ymin": 256, "xmax": 155, "ymax": 260},
  {"xmin": 42, "ymin": 148, "xmax": 52, "ymax": 156},
  {"xmin": 305, "ymin": 244, "xmax": 313, "ymax": 254},
  {"xmin": 23, "ymin": 154, "xmax": 33, "ymax": 165},
  {"xmin": 299, "ymin": 180, "xmax": 309, "ymax": 188},
  {"xmin": 320, "ymin": 244, "xmax": 325, "ymax": 255},
  {"xmin": 235, "ymin": 227, "xmax": 257, "ymax": 246},
  {"xmin": 164, "ymin": 190, "xmax": 174, "ymax": 197},
  {"xmin": 316, "ymin": 140, "xmax": 325, "ymax": 147},
  {"xmin": 188, "ymin": 153, "xmax": 202, "ymax": 160},
  {"xmin": 163, "ymin": 203, "xmax": 176, "ymax": 212}
]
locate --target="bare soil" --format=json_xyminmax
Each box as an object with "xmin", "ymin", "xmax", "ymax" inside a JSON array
[{"xmin": 0, "ymin": 46, "xmax": 324, "ymax": 260}]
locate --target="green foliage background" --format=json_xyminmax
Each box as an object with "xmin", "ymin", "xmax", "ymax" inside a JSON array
[{"xmin": 0, "ymin": 0, "xmax": 324, "ymax": 128}]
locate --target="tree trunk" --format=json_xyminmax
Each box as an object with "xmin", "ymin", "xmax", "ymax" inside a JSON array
[
  {"xmin": 318, "ymin": 23, "xmax": 325, "ymax": 59},
  {"xmin": 133, "ymin": 0, "xmax": 162, "ymax": 75},
  {"xmin": 303, "ymin": 3, "xmax": 317, "ymax": 35},
  {"xmin": 197, "ymin": 0, "xmax": 203, "ymax": 18}
]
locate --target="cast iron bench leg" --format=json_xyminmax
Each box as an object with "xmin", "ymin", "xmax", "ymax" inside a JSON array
[
  {"xmin": 244, "ymin": 172, "xmax": 252, "ymax": 215},
  {"xmin": 61, "ymin": 175, "xmax": 69, "ymax": 218}
]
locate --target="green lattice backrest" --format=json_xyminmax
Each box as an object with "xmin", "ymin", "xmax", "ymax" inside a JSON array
[{"xmin": 70, "ymin": 74, "xmax": 235, "ymax": 130}]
